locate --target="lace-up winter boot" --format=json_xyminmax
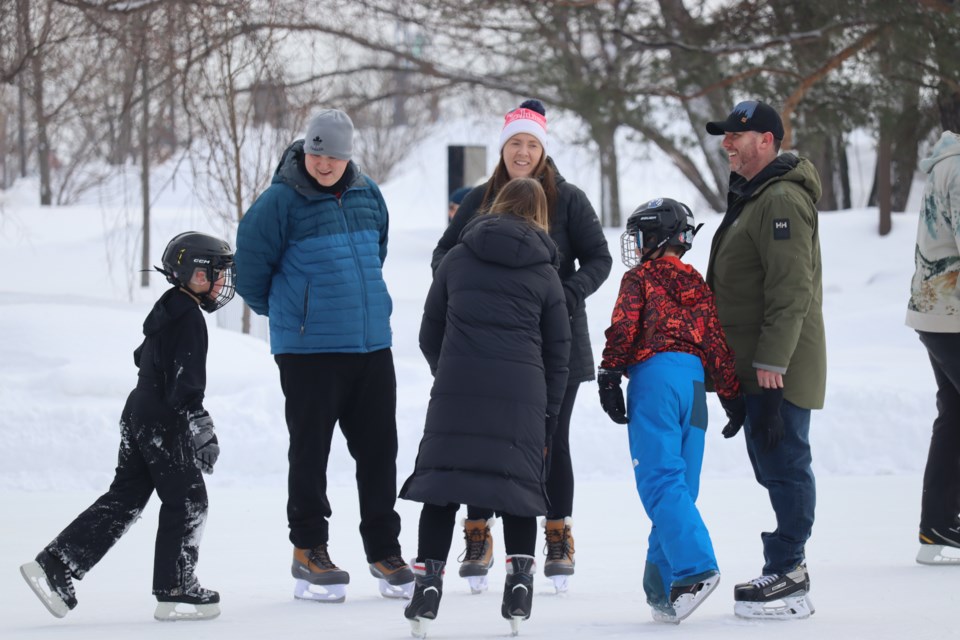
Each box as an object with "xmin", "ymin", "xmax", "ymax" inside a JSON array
[
  {"xmin": 542, "ymin": 517, "xmax": 574, "ymax": 592},
  {"xmin": 458, "ymin": 517, "xmax": 495, "ymax": 594},
  {"xmin": 292, "ymin": 544, "xmax": 350, "ymax": 603}
]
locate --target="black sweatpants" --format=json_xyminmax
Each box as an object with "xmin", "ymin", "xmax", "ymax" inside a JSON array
[
  {"xmin": 416, "ymin": 502, "xmax": 537, "ymax": 562},
  {"xmin": 46, "ymin": 385, "xmax": 208, "ymax": 594},
  {"xmin": 917, "ymin": 331, "xmax": 960, "ymax": 529},
  {"xmin": 275, "ymin": 349, "xmax": 402, "ymax": 563},
  {"xmin": 467, "ymin": 382, "xmax": 580, "ymax": 522}
]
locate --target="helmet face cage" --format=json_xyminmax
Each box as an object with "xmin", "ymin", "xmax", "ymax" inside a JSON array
[
  {"xmin": 619, "ymin": 198, "xmax": 696, "ymax": 267},
  {"xmin": 160, "ymin": 232, "xmax": 237, "ymax": 313}
]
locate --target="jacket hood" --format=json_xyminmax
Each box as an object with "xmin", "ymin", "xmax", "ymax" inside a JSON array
[
  {"xmin": 642, "ymin": 256, "xmax": 707, "ymax": 306},
  {"xmin": 732, "ymin": 153, "xmax": 822, "ymax": 205},
  {"xmin": 460, "ymin": 214, "xmax": 558, "ymax": 269},
  {"xmin": 143, "ymin": 288, "xmax": 199, "ymax": 337},
  {"xmin": 273, "ymin": 140, "xmax": 362, "ymax": 197},
  {"xmin": 920, "ymin": 131, "xmax": 960, "ymax": 174}
]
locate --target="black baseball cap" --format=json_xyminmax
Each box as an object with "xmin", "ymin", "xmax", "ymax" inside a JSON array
[{"xmin": 706, "ymin": 100, "xmax": 784, "ymax": 140}]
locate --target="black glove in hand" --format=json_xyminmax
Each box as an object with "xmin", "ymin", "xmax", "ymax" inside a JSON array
[
  {"xmin": 752, "ymin": 388, "xmax": 785, "ymax": 452},
  {"xmin": 719, "ymin": 395, "xmax": 746, "ymax": 438},
  {"xmin": 188, "ymin": 410, "xmax": 220, "ymax": 474},
  {"xmin": 597, "ymin": 369, "xmax": 629, "ymax": 424}
]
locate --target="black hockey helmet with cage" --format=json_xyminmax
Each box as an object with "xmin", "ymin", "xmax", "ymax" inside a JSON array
[
  {"xmin": 619, "ymin": 197, "xmax": 702, "ymax": 267},
  {"xmin": 156, "ymin": 231, "xmax": 236, "ymax": 313}
]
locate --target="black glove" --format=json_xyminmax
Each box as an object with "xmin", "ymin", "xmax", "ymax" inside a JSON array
[
  {"xmin": 597, "ymin": 368, "xmax": 629, "ymax": 424},
  {"xmin": 188, "ymin": 410, "xmax": 220, "ymax": 474},
  {"xmin": 752, "ymin": 388, "xmax": 785, "ymax": 452},
  {"xmin": 719, "ymin": 395, "xmax": 747, "ymax": 438}
]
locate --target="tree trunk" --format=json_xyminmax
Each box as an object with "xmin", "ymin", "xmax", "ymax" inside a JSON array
[
  {"xmin": 592, "ymin": 122, "xmax": 622, "ymax": 227},
  {"xmin": 30, "ymin": 51, "xmax": 51, "ymax": 206},
  {"xmin": 877, "ymin": 126, "xmax": 892, "ymax": 236},
  {"xmin": 140, "ymin": 53, "xmax": 151, "ymax": 288}
]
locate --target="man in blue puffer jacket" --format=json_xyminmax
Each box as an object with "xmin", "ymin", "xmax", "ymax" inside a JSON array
[{"xmin": 235, "ymin": 109, "xmax": 413, "ymax": 603}]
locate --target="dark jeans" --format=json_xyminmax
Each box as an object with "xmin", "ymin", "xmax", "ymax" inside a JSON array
[
  {"xmin": 917, "ymin": 331, "xmax": 960, "ymax": 530},
  {"xmin": 466, "ymin": 382, "xmax": 580, "ymax": 522},
  {"xmin": 417, "ymin": 502, "xmax": 537, "ymax": 562},
  {"xmin": 46, "ymin": 386, "xmax": 208, "ymax": 593},
  {"xmin": 742, "ymin": 394, "xmax": 816, "ymax": 575},
  {"xmin": 276, "ymin": 349, "xmax": 402, "ymax": 563}
]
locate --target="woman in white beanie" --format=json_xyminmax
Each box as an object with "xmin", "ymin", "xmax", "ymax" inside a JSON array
[{"xmin": 430, "ymin": 99, "xmax": 612, "ymax": 594}]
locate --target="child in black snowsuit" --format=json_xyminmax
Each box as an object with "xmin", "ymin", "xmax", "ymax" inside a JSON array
[{"xmin": 20, "ymin": 231, "xmax": 236, "ymax": 622}]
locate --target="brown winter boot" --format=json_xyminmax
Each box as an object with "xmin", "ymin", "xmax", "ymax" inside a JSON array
[
  {"xmin": 458, "ymin": 518, "xmax": 495, "ymax": 593},
  {"xmin": 543, "ymin": 517, "xmax": 575, "ymax": 579}
]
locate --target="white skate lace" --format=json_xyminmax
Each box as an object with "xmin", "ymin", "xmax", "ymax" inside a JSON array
[{"xmin": 748, "ymin": 574, "xmax": 779, "ymax": 588}]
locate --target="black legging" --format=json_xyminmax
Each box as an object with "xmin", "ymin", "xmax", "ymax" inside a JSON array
[
  {"xmin": 416, "ymin": 503, "xmax": 537, "ymax": 562},
  {"xmin": 467, "ymin": 382, "xmax": 580, "ymax": 521}
]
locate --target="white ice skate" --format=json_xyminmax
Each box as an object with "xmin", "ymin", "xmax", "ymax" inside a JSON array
[
  {"xmin": 670, "ymin": 571, "xmax": 720, "ymax": 622},
  {"xmin": 734, "ymin": 593, "xmax": 816, "ymax": 620},
  {"xmin": 466, "ymin": 575, "xmax": 489, "ymax": 594},
  {"xmin": 409, "ymin": 616, "xmax": 433, "ymax": 638},
  {"xmin": 154, "ymin": 600, "xmax": 221, "ymax": 621},
  {"xmin": 20, "ymin": 561, "xmax": 71, "ymax": 619},
  {"xmin": 917, "ymin": 543, "xmax": 960, "ymax": 565},
  {"xmin": 548, "ymin": 574, "xmax": 571, "ymax": 594},
  {"xmin": 293, "ymin": 579, "xmax": 347, "ymax": 603}
]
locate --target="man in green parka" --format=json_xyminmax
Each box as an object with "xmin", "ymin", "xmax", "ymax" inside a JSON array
[{"xmin": 704, "ymin": 100, "xmax": 826, "ymax": 621}]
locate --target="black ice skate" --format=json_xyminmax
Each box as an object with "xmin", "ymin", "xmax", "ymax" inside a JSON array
[
  {"xmin": 20, "ymin": 550, "xmax": 78, "ymax": 618},
  {"xmin": 154, "ymin": 578, "xmax": 221, "ymax": 621},
  {"xmin": 292, "ymin": 544, "xmax": 350, "ymax": 603},
  {"xmin": 404, "ymin": 559, "xmax": 445, "ymax": 639},
  {"xmin": 369, "ymin": 555, "xmax": 415, "ymax": 599},
  {"xmin": 733, "ymin": 564, "xmax": 814, "ymax": 620},
  {"xmin": 668, "ymin": 570, "xmax": 720, "ymax": 623},
  {"xmin": 917, "ymin": 524, "xmax": 960, "ymax": 565},
  {"xmin": 501, "ymin": 554, "xmax": 535, "ymax": 636}
]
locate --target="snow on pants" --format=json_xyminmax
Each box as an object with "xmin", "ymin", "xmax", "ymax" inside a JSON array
[
  {"xmin": 45, "ymin": 383, "xmax": 208, "ymax": 594},
  {"xmin": 625, "ymin": 352, "xmax": 716, "ymax": 609},
  {"xmin": 276, "ymin": 349, "xmax": 402, "ymax": 563}
]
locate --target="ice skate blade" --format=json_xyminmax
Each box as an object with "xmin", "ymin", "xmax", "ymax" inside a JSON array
[
  {"xmin": 154, "ymin": 601, "xmax": 220, "ymax": 621},
  {"xmin": 508, "ymin": 616, "xmax": 523, "ymax": 636},
  {"xmin": 293, "ymin": 578, "xmax": 346, "ymax": 603},
  {"xmin": 650, "ymin": 606, "xmax": 679, "ymax": 625},
  {"xmin": 20, "ymin": 561, "xmax": 70, "ymax": 619},
  {"xmin": 734, "ymin": 593, "xmax": 815, "ymax": 620},
  {"xmin": 379, "ymin": 578, "xmax": 414, "ymax": 599},
  {"xmin": 549, "ymin": 574, "xmax": 571, "ymax": 593},
  {"xmin": 466, "ymin": 575, "xmax": 488, "ymax": 594},
  {"xmin": 409, "ymin": 617, "xmax": 432, "ymax": 638},
  {"xmin": 916, "ymin": 544, "xmax": 960, "ymax": 565},
  {"xmin": 672, "ymin": 573, "xmax": 720, "ymax": 622}
]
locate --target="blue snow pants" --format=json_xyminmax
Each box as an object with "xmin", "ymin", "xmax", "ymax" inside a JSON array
[{"xmin": 626, "ymin": 352, "xmax": 717, "ymax": 609}]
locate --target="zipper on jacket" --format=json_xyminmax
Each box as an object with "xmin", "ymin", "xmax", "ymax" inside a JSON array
[
  {"xmin": 300, "ymin": 284, "xmax": 309, "ymax": 336},
  {"xmin": 336, "ymin": 193, "xmax": 370, "ymax": 348}
]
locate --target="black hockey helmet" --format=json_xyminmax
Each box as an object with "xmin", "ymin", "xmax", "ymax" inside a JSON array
[
  {"xmin": 156, "ymin": 231, "xmax": 236, "ymax": 313},
  {"xmin": 620, "ymin": 197, "xmax": 702, "ymax": 267}
]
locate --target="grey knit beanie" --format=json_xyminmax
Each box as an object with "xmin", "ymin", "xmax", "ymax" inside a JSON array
[{"xmin": 303, "ymin": 109, "xmax": 354, "ymax": 160}]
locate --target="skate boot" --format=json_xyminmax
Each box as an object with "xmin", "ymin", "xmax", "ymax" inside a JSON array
[
  {"xmin": 291, "ymin": 544, "xmax": 350, "ymax": 603},
  {"xmin": 542, "ymin": 517, "xmax": 575, "ymax": 593},
  {"xmin": 501, "ymin": 554, "xmax": 535, "ymax": 636},
  {"xmin": 668, "ymin": 570, "xmax": 720, "ymax": 623},
  {"xmin": 20, "ymin": 550, "xmax": 78, "ymax": 618},
  {"xmin": 917, "ymin": 524, "xmax": 960, "ymax": 565},
  {"xmin": 458, "ymin": 517, "xmax": 494, "ymax": 594},
  {"xmin": 369, "ymin": 554, "xmax": 415, "ymax": 599},
  {"xmin": 733, "ymin": 563, "xmax": 814, "ymax": 620},
  {"xmin": 404, "ymin": 559, "xmax": 445, "ymax": 639},
  {"xmin": 154, "ymin": 577, "xmax": 221, "ymax": 621}
]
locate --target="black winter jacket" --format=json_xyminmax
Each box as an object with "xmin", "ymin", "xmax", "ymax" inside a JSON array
[
  {"xmin": 431, "ymin": 161, "xmax": 611, "ymax": 383},
  {"xmin": 133, "ymin": 287, "xmax": 208, "ymax": 414},
  {"xmin": 401, "ymin": 214, "xmax": 572, "ymax": 516}
]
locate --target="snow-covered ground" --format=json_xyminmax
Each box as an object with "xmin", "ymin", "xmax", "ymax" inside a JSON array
[{"xmin": 2, "ymin": 116, "xmax": 956, "ymax": 638}]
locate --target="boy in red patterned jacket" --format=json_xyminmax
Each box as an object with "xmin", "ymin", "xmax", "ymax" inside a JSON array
[{"xmin": 597, "ymin": 198, "xmax": 744, "ymax": 624}]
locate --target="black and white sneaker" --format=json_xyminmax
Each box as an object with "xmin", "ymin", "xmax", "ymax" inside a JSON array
[
  {"xmin": 917, "ymin": 524, "xmax": 960, "ymax": 565},
  {"xmin": 734, "ymin": 564, "xmax": 814, "ymax": 620}
]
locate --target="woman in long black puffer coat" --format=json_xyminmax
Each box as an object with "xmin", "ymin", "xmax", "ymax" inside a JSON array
[
  {"xmin": 432, "ymin": 100, "xmax": 611, "ymax": 587},
  {"xmin": 400, "ymin": 178, "xmax": 571, "ymax": 634}
]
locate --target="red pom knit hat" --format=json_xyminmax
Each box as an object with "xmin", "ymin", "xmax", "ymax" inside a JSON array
[{"xmin": 499, "ymin": 99, "xmax": 547, "ymax": 151}]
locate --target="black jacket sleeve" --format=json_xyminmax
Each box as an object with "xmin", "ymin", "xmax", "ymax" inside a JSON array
[
  {"xmin": 561, "ymin": 186, "xmax": 612, "ymax": 310},
  {"xmin": 430, "ymin": 186, "xmax": 486, "ymax": 274}
]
